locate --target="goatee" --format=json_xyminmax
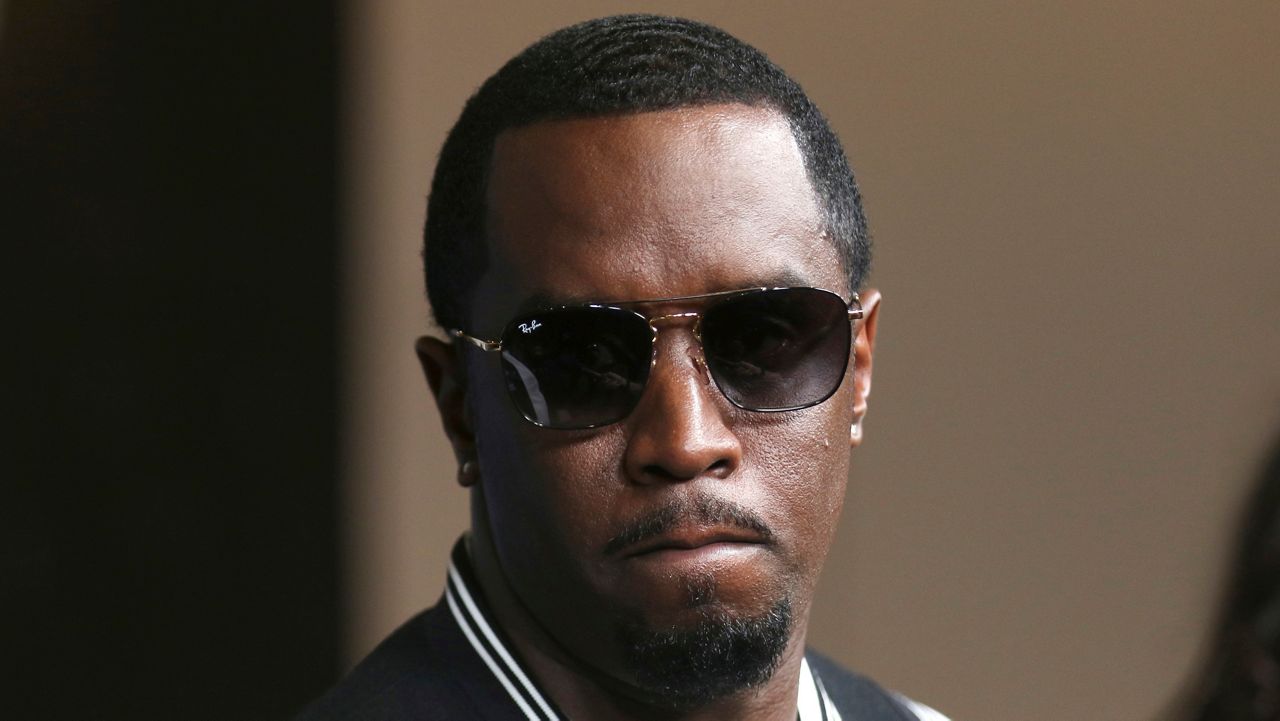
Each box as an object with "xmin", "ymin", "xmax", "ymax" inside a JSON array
[{"xmin": 616, "ymin": 592, "xmax": 792, "ymax": 710}]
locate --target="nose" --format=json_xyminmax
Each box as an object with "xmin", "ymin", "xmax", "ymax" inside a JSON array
[{"xmin": 622, "ymin": 335, "xmax": 743, "ymax": 484}]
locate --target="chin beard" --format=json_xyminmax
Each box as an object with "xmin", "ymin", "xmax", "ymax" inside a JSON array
[{"xmin": 615, "ymin": 584, "xmax": 793, "ymax": 710}]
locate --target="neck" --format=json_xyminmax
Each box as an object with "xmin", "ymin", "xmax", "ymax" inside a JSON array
[{"xmin": 466, "ymin": 502, "xmax": 810, "ymax": 721}]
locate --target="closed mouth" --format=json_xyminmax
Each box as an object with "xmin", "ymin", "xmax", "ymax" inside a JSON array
[
  {"xmin": 602, "ymin": 495, "xmax": 776, "ymax": 558},
  {"xmin": 623, "ymin": 527, "xmax": 768, "ymax": 558}
]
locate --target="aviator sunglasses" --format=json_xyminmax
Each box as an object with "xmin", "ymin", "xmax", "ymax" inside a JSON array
[{"xmin": 450, "ymin": 286, "xmax": 863, "ymax": 430}]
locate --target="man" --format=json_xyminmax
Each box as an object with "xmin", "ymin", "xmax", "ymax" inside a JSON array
[{"xmin": 301, "ymin": 14, "xmax": 948, "ymax": 721}]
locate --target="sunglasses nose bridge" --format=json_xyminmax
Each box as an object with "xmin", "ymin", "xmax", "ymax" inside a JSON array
[{"xmin": 646, "ymin": 311, "xmax": 704, "ymax": 363}]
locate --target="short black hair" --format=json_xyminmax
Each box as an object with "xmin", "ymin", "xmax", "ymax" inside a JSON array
[{"xmin": 424, "ymin": 14, "xmax": 870, "ymax": 332}]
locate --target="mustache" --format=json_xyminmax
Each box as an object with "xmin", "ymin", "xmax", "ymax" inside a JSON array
[{"xmin": 603, "ymin": 495, "xmax": 775, "ymax": 557}]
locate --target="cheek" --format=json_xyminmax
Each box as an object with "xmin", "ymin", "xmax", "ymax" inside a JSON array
[
  {"xmin": 519, "ymin": 428, "xmax": 627, "ymax": 542},
  {"xmin": 473, "ymin": 378, "xmax": 626, "ymax": 562},
  {"xmin": 740, "ymin": 398, "xmax": 853, "ymax": 571}
]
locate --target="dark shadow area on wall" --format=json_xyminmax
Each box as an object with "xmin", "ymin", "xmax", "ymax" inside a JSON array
[{"xmin": 2, "ymin": 2, "xmax": 340, "ymax": 718}]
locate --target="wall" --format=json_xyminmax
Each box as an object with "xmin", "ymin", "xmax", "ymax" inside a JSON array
[
  {"xmin": 342, "ymin": 3, "xmax": 1280, "ymax": 720},
  {"xmin": 4, "ymin": 2, "xmax": 341, "ymax": 718}
]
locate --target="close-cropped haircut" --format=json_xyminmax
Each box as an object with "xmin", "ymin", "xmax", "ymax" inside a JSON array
[{"xmin": 424, "ymin": 14, "xmax": 870, "ymax": 332}]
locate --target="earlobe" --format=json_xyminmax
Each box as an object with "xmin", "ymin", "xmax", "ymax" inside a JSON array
[
  {"xmin": 415, "ymin": 336, "xmax": 479, "ymax": 486},
  {"xmin": 849, "ymin": 289, "xmax": 881, "ymax": 449}
]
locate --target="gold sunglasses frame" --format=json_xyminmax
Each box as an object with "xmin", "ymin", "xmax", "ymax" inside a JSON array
[{"xmin": 447, "ymin": 286, "xmax": 864, "ymax": 428}]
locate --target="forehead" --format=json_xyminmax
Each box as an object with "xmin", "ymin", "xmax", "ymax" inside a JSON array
[{"xmin": 472, "ymin": 104, "xmax": 843, "ymax": 326}]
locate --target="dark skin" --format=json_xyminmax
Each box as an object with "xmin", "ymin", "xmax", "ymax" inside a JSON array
[{"xmin": 417, "ymin": 104, "xmax": 880, "ymax": 721}]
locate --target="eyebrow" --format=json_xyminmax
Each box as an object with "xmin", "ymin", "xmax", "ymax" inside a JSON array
[{"xmin": 510, "ymin": 269, "xmax": 824, "ymax": 317}]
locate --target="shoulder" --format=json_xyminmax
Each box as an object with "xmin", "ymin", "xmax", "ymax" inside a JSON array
[
  {"xmin": 807, "ymin": 649, "xmax": 951, "ymax": 721},
  {"xmin": 293, "ymin": 602, "xmax": 489, "ymax": 721}
]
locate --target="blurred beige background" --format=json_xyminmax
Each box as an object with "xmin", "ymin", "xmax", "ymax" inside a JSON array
[{"xmin": 341, "ymin": 2, "xmax": 1280, "ymax": 720}]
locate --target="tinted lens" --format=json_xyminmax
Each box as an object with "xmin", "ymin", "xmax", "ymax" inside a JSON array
[
  {"xmin": 499, "ymin": 306, "xmax": 653, "ymax": 429},
  {"xmin": 701, "ymin": 287, "xmax": 852, "ymax": 411}
]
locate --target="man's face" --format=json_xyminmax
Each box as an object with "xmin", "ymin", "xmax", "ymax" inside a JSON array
[{"xmin": 460, "ymin": 104, "xmax": 874, "ymax": 697}]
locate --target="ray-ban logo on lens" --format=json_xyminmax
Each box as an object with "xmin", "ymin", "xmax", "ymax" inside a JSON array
[{"xmin": 519, "ymin": 320, "xmax": 542, "ymax": 334}]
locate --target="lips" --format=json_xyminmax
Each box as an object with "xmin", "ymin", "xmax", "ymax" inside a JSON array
[
  {"xmin": 607, "ymin": 502, "xmax": 779, "ymax": 604},
  {"xmin": 622, "ymin": 527, "xmax": 768, "ymax": 558},
  {"xmin": 603, "ymin": 495, "xmax": 776, "ymax": 560}
]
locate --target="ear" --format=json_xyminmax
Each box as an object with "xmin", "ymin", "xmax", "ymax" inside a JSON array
[
  {"xmin": 850, "ymin": 289, "xmax": 881, "ymax": 448},
  {"xmin": 415, "ymin": 336, "xmax": 478, "ymax": 486}
]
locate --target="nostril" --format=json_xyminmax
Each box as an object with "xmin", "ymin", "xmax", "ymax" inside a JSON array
[
  {"xmin": 639, "ymin": 457, "xmax": 733, "ymax": 483},
  {"xmin": 641, "ymin": 464, "xmax": 680, "ymax": 482}
]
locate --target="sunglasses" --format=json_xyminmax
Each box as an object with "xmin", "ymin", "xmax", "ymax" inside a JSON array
[{"xmin": 449, "ymin": 286, "xmax": 863, "ymax": 430}]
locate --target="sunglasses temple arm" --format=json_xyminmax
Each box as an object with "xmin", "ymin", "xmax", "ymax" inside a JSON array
[
  {"xmin": 448, "ymin": 328, "xmax": 503, "ymax": 352},
  {"xmin": 847, "ymin": 293, "xmax": 864, "ymax": 321}
]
